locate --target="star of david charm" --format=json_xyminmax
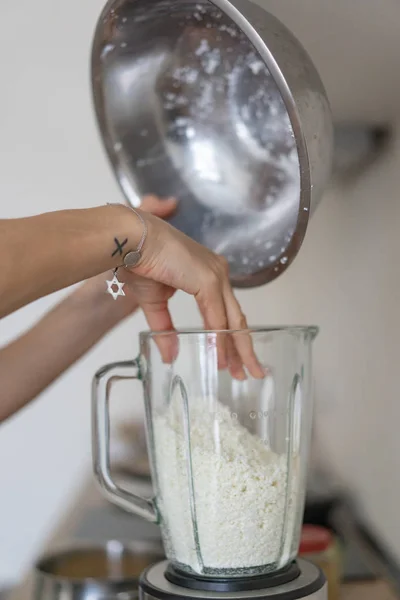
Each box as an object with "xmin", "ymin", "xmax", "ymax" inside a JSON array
[{"xmin": 106, "ymin": 272, "xmax": 125, "ymax": 300}]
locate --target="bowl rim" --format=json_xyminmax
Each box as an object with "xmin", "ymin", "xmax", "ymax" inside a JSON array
[{"xmin": 34, "ymin": 540, "xmax": 165, "ymax": 584}]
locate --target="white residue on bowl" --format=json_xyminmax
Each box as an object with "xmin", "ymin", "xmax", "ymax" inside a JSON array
[
  {"xmin": 249, "ymin": 60, "xmax": 265, "ymax": 75},
  {"xmin": 172, "ymin": 66, "xmax": 199, "ymax": 84},
  {"xmin": 202, "ymin": 49, "xmax": 221, "ymax": 75},
  {"xmin": 163, "ymin": 88, "xmax": 189, "ymax": 110},
  {"xmin": 219, "ymin": 24, "xmax": 238, "ymax": 37},
  {"xmin": 195, "ymin": 39, "xmax": 210, "ymax": 56}
]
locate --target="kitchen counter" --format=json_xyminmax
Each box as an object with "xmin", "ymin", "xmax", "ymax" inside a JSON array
[
  {"xmin": 8, "ymin": 476, "xmax": 399, "ymax": 600},
  {"xmin": 341, "ymin": 581, "xmax": 397, "ymax": 599}
]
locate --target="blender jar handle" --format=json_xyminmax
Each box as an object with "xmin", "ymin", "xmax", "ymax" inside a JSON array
[{"xmin": 92, "ymin": 359, "xmax": 157, "ymax": 523}]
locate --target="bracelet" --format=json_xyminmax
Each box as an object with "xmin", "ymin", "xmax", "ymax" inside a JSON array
[
  {"xmin": 122, "ymin": 207, "xmax": 148, "ymax": 268},
  {"xmin": 105, "ymin": 202, "xmax": 148, "ymax": 300}
]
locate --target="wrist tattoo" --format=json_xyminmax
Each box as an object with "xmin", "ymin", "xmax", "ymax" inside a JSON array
[{"xmin": 111, "ymin": 237, "xmax": 128, "ymax": 257}]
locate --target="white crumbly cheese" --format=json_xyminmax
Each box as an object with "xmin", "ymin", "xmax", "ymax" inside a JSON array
[{"xmin": 153, "ymin": 393, "xmax": 298, "ymax": 573}]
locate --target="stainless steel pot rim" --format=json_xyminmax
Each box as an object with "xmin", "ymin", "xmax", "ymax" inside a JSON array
[
  {"xmin": 35, "ymin": 540, "xmax": 164, "ymax": 583},
  {"xmin": 140, "ymin": 326, "xmax": 319, "ymax": 338}
]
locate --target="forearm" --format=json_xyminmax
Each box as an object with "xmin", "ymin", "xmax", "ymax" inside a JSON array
[
  {"xmin": 0, "ymin": 204, "xmax": 142, "ymax": 318},
  {"xmin": 0, "ymin": 275, "xmax": 138, "ymax": 422}
]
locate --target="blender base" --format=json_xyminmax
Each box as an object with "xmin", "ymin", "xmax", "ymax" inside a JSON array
[
  {"xmin": 139, "ymin": 559, "xmax": 327, "ymax": 600},
  {"xmin": 165, "ymin": 561, "xmax": 301, "ymax": 592}
]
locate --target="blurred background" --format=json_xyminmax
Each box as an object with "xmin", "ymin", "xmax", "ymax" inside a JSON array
[{"xmin": 0, "ymin": 0, "xmax": 399, "ymax": 590}]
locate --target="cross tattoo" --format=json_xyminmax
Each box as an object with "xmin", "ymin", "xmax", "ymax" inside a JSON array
[{"xmin": 111, "ymin": 237, "xmax": 128, "ymax": 257}]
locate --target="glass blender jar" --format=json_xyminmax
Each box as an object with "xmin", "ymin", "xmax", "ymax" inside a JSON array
[{"xmin": 93, "ymin": 327, "xmax": 319, "ymax": 584}]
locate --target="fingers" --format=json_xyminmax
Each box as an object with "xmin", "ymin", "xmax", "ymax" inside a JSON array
[
  {"xmin": 195, "ymin": 271, "xmax": 228, "ymax": 370},
  {"xmin": 132, "ymin": 208, "xmax": 262, "ymax": 378},
  {"xmin": 142, "ymin": 301, "xmax": 178, "ymax": 364},
  {"xmin": 225, "ymin": 335, "xmax": 247, "ymax": 380},
  {"xmin": 218, "ymin": 256, "xmax": 264, "ymax": 379},
  {"xmin": 222, "ymin": 282, "xmax": 265, "ymax": 379},
  {"xmin": 196, "ymin": 256, "xmax": 264, "ymax": 380},
  {"xmin": 140, "ymin": 195, "xmax": 177, "ymax": 219}
]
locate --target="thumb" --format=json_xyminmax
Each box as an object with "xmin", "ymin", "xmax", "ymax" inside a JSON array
[{"xmin": 140, "ymin": 195, "xmax": 177, "ymax": 219}]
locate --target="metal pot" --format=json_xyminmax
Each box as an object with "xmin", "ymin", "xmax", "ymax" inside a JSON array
[
  {"xmin": 33, "ymin": 540, "xmax": 164, "ymax": 600},
  {"xmin": 92, "ymin": 0, "xmax": 333, "ymax": 287}
]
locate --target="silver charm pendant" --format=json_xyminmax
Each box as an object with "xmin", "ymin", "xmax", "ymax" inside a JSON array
[
  {"xmin": 106, "ymin": 270, "xmax": 125, "ymax": 300},
  {"xmin": 124, "ymin": 249, "xmax": 141, "ymax": 268}
]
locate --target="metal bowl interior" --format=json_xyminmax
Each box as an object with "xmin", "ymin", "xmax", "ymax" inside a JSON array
[
  {"xmin": 35, "ymin": 541, "xmax": 165, "ymax": 582},
  {"xmin": 92, "ymin": 0, "xmax": 306, "ymax": 287}
]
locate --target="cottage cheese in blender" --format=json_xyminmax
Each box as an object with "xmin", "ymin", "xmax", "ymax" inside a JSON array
[{"xmin": 153, "ymin": 392, "xmax": 299, "ymax": 574}]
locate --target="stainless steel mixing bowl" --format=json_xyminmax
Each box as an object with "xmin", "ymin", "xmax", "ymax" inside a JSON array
[
  {"xmin": 92, "ymin": 0, "xmax": 333, "ymax": 287},
  {"xmin": 33, "ymin": 540, "xmax": 164, "ymax": 600}
]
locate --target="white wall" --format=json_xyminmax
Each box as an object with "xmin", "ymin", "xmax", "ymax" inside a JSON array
[
  {"xmin": 0, "ymin": 0, "xmax": 156, "ymax": 584},
  {"xmin": 1, "ymin": 0, "xmax": 400, "ymax": 587},
  {"xmin": 238, "ymin": 133, "xmax": 400, "ymax": 560}
]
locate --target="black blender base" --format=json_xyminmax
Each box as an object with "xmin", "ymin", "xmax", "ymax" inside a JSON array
[
  {"xmin": 139, "ymin": 559, "xmax": 327, "ymax": 600},
  {"xmin": 165, "ymin": 561, "xmax": 301, "ymax": 592}
]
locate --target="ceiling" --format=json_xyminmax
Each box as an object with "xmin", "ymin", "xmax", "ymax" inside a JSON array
[{"xmin": 253, "ymin": 0, "xmax": 400, "ymax": 125}]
